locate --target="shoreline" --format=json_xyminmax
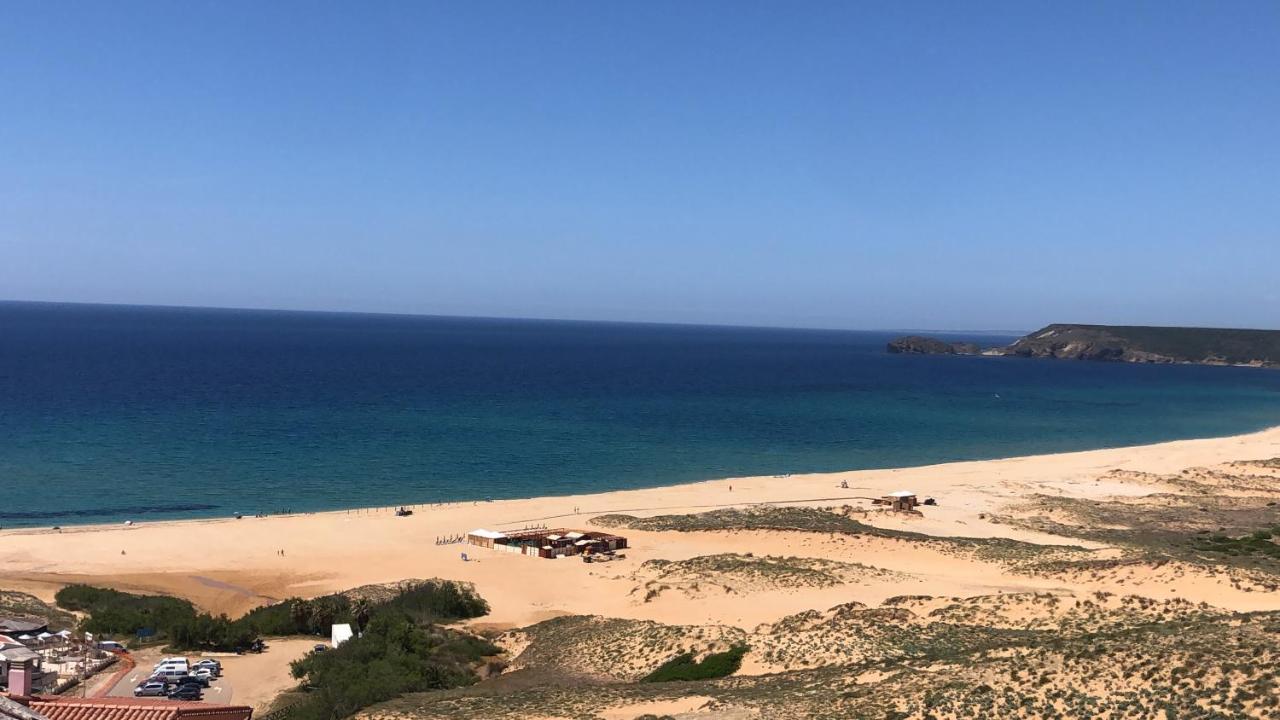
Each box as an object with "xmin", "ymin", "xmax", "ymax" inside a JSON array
[
  {"xmin": 5, "ymin": 422, "xmax": 1280, "ymax": 535},
  {"xmin": 3, "ymin": 423, "xmax": 1279, "ymax": 627}
]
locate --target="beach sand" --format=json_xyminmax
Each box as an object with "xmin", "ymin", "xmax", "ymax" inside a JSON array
[{"xmin": 3, "ymin": 426, "xmax": 1280, "ymax": 630}]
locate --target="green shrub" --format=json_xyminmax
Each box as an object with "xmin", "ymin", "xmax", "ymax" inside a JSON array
[
  {"xmin": 56, "ymin": 579, "xmax": 489, "ymax": 653},
  {"xmin": 378, "ymin": 580, "xmax": 490, "ymax": 624},
  {"xmin": 642, "ymin": 645, "xmax": 748, "ymax": 682},
  {"xmin": 287, "ymin": 611, "xmax": 498, "ymax": 720},
  {"xmin": 55, "ymin": 585, "xmax": 202, "ymax": 640}
]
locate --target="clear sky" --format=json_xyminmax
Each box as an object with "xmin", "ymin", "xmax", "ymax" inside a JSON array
[{"xmin": 2, "ymin": 2, "xmax": 1278, "ymax": 331}]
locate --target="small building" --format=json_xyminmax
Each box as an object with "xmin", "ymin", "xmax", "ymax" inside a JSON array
[
  {"xmin": 466, "ymin": 528, "xmax": 627, "ymax": 559},
  {"xmin": 465, "ymin": 529, "xmax": 507, "ymax": 549},
  {"xmin": 0, "ymin": 647, "xmax": 45, "ymax": 695},
  {"xmin": 882, "ymin": 491, "xmax": 918, "ymax": 511}
]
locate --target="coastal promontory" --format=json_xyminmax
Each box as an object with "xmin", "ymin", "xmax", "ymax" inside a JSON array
[
  {"xmin": 888, "ymin": 324, "xmax": 1280, "ymax": 368},
  {"xmin": 885, "ymin": 335, "xmax": 981, "ymax": 355}
]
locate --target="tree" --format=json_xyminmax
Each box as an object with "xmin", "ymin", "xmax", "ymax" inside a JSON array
[
  {"xmin": 352, "ymin": 597, "xmax": 371, "ymax": 635},
  {"xmin": 290, "ymin": 599, "xmax": 313, "ymax": 633}
]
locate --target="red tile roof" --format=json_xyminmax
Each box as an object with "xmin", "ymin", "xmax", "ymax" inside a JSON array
[{"xmin": 26, "ymin": 697, "xmax": 251, "ymax": 720}]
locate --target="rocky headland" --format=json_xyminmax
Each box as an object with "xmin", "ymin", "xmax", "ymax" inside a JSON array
[{"xmin": 889, "ymin": 324, "xmax": 1280, "ymax": 368}]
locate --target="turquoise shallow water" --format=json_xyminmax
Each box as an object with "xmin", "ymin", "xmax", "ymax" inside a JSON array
[{"xmin": 2, "ymin": 302, "xmax": 1279, "ymax": 528}]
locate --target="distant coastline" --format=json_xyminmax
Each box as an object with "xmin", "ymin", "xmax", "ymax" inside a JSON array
[{"xmin": 889, "ymin": 323, "xmax": 1280, "ymax": 369}]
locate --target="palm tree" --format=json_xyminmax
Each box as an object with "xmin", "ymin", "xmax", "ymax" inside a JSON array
[
  {"xmin": 352, "ymin": 597, "xmax": 371, "ymax": 635},
  {"xmin": 289, "ymin": 599, "xmax": 312, "ymax": 633}
]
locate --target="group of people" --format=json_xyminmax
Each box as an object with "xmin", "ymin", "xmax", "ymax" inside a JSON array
[
  {"xmin": 236, "ymin": 510, "xmax": 291, "ymax": 519},
  {"xmin": 435, "ymin": 534, "xmax": 466, "ymax": 545}
]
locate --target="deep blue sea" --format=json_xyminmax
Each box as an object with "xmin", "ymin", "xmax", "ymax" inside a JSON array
[{"xmin": 3, "ymin": 302, "xmax": 1280, "ymax": 528}]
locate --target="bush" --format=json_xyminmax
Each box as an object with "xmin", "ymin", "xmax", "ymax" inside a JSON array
[
  {"xmin": 379, "ymin": 580, "xmax": 489, "ymax": 623},
  {"xmin": 55, "ymin": 580, "xmax": 490, "ymax": 653},
  {"xmin": 287, "ymin": 611, "xmax": 498, "ymax": 720},
  {"xmin": 642, "ymin": 645, "xmax": 748, "ymax": 682},
  {"xmin": 240, "ymin": 595, "xmax": 353, "ymax": 637},
  {"xmin": 55, "ymin": 585, "xmax": 200, "ymax": 639}
]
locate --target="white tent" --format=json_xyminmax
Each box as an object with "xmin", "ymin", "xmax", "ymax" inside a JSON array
[
  {"xmin": 331, "ymin": 623, "xmax": 354, "ymax": 648},
  {"xmin": 36, "ymin": 632, "xmax": 55, "ymax": 642},
  {"xmin": 16, "ymin": 634, "xmax": 33, "ymax": 641}
]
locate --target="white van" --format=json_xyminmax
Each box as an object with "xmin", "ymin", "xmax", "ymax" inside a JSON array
[
  {"xmin": 97, "ymin": 641, "xmax": 128, "ymax": 652},
  {"xmin": 154, "ymin": 662, "xmax": 189, "ymax": 676},
  {"xmin": 154, "ymin": 657, "xmax": 188, "ymax": 669},
  {"xmin": 151, "ymin": 667, "xmax": 188, "ymax": 683}
]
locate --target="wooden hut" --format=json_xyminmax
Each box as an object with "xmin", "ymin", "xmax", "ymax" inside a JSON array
[
  {"xmin": 883, "ymin": 491, "xmax": 918, "ymax": 511},
  {"xmin": 465, "ymin": 529, "xmax": 507, "ymax": 549},
  {"xmin": 465, "ymin": 527, "xmax": 628, "ymax": 559}
]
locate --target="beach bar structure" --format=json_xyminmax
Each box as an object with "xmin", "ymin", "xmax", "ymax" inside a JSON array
[
  {"xmin": 881, "ymin": 490, "xmax": 919, "ymax": 511},
  {"xmin": 464, "ymin": 529, "xmax": 508, "ymax": 549},
  {"xmin": 466, "ymin": 528, "xmax": 627, "ymax": 559}
]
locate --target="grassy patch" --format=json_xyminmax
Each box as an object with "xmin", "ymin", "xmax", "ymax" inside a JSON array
[
  {"xmin": 373, "ymin": 609, "xmax": 1280, "ymax": 719},
  {"xmin": 0, "ymin": 590, "xmax": 78, "ymax": 630},
  {"xmin": 642, "ymin": 645, "xmax": 748, "ymax": 682},
  {"xmin": 1192, "ymin": 527, "xmax": 1280, "ymax": 558},
  {"xmin": 636, "ymin": 554, "xmax": 901, "ymax": 595},
  {"xmin": 593, "ymin": 506, "xmax": 1084, "ymax": 567},
  {"xmin": 288, "ymin": 612, "xmax": 499, "ymax": 720}
]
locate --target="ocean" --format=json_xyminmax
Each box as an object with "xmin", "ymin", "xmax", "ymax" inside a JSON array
[{"xmin": 3, "ymin": 301, "xmax": 1279, "ymax": 528}]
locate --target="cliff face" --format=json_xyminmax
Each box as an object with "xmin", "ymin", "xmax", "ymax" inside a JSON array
[
  {"xmin": 1006, "ymin": 324, "xmax": 1280, "ymax": 367},
  {"xmin": 887, "ymin": 324, "xmax": 1280, "ymax": 368},
  {"xmin": 1004, "ymin": 325, "xmax": 1169, "ymax": 363},
  {"xmin": 886, "ymin": 336, "xmax": 981, "ymax": 355}
]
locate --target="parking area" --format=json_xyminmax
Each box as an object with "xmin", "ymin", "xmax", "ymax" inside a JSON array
[{"xmin": 102, "ymin": 638, "xmax": 315, "ymax": 710}]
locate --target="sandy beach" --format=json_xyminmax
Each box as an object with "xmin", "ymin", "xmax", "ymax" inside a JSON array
[{"xmin": 4, "ymin": 425, "xmax": 1280, "ymax": 630}]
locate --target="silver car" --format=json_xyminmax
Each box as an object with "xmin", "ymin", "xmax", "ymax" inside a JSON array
[{"xmin": 134, "ymin": 681, "xmax": 167, "ymax": 697}]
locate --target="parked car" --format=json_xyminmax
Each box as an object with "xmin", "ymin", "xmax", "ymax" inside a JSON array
[
  {"xmin": 312, "ymin": 644, "xmax": 327, "ymax": 654},
  {"xmin": 167, "ymin": 685, "xmax": 202, "ymax": 701},
  {"xmin": 174, "ymin": 674, "xmax": 210, "ymax": 688},
  {"xmin": 98, "ymin": 641, "xmax": 129, "ymax": 653},
  {"xmin": 193, "ymin": 659, "xmax": 221, "ymax": 673},
  {"xmin": 134, "ymin": 682, "xmax": 167, "ymax": 697},
  {"xmin": 190, "ymin": 668, "xmax": 216, "ymax": 682}
]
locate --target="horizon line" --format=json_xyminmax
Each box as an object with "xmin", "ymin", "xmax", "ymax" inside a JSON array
[{"xmin": 0, "ymin": 298, "xmax": 1031, "ymax": 337}]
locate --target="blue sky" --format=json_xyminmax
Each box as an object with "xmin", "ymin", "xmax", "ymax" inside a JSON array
[{"xmin": 2, "ymin": 2, "xmax": 1278, "ymax": 331}]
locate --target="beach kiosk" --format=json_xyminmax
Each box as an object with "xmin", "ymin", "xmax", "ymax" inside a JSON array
[
  {"xmin": 466, "ymin": 529, "xmax": 507, "ymax": 549},
  {"xmin": 883, "ymin": 490, "xmax": 919, "ymax": 511}
]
